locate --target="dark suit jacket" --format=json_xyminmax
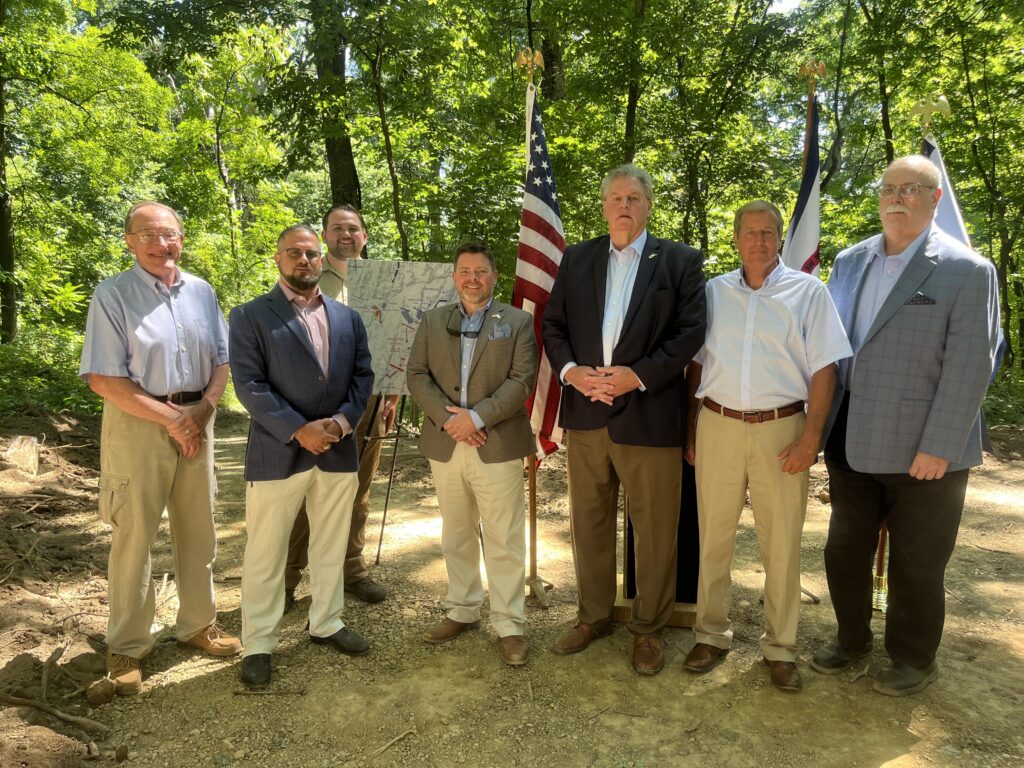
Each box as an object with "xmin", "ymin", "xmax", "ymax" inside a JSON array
[
  {"xmin": 229, "ymin": 284, "xmax": 374, "ymax": 481},
  {"xmin": 407, "ymin": 301, "xmax": 538, "ymax": 463},
  {"xmin": 542, "ymin": 234, "xmax": 706, "ymax": 447}
]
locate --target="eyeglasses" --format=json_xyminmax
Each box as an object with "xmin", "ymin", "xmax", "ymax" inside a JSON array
[
  {"xmin": 283, "ymin": 248, "xmax": 323, "ymax": 261},
  {"xmin": 129, "ymin": 230, "xmax": 183, "ymax": 243},
  {"xmin": 445, "ymin": 309, "xmax": 480, "ymax": 339},
  {"xmin": 878, "ymin": 183, "xmax": 936, "ymax": 199}
]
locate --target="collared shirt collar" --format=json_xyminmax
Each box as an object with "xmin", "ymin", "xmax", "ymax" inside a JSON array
[
  {"xmin": 738, "ymin": 257, "xmax": 787, "ymax": 291},
  {"xmin": 457, "ymin": 297, "xmax": 494, "ymax": 320},
  {"xmin": 322, "ymin": 257, "xmax": 348, "ymax": 283},
  {"xmin": 609, "ymin": 230, "xmax": 648, "ymax": 259},
  {"xmin": 278, "ymin": 278, "xmax": 324, "ymax": 306},
  {"xmin": 871, "ymin": 223, "xmax": 932, "ymax": 265},
  {"xmin": 131, "ymin": 261, "xmax": 182, "ymax": 292}
]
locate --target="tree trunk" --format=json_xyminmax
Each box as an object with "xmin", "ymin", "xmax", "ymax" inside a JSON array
[
  {"xmin": 371, "ymin": 44, "xmax": 409, "ymax": 260},
  {"xmin": 622, "ymin": 0, "xmax": 648, "ymax": 163},
  {"xmin": 0, "ymin": 0, "xmax": 16, "ymax": 343},
  {"xmin": 312, "ymin": 0, "xmax": 361, "ymax": 207}
]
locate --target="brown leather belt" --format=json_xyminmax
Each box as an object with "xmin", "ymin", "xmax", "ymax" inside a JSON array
[
  {"xmin": 152, "ymin": 390, "xmax": 204, "ymax": 405},
  {"xmin": 702, "ymin": 397, "xmax": 804, "ymax": 424}
]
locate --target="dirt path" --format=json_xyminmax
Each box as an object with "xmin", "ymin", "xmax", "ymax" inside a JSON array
[{"xmin": 1, "ymin": 410, "xmax": 1022, "ymax": 768}]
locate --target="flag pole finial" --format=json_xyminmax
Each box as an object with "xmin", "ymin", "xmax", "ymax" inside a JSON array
[
  {"xmin": 799, "ymin": 61, "xmax": 826, "ymax": 100},
  {"xmin": 516, "ymin": 48, "xmax": 545, "ymax": 85},
  {"xmin": 910, "ymin": 96, "xmax": 951, "ymax": 135}
]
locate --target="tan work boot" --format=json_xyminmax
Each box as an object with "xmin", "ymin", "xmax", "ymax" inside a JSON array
[
  {"xmin": 107, "ymin": 653, "xmax": 142, "ymax": 696},
  {"xmin": 179, "ymin": 622, "xmax": 243, "ymax": 657}
]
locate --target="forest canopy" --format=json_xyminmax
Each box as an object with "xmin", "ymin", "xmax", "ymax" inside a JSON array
[{"xmin": 1, "ymin": 0, "xmax": 1021, "ymax": 420}]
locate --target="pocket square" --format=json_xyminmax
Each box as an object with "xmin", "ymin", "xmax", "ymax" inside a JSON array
[
  {"xmin": 907, "ymin": 292, "xmax": 936, "ymax": 306},
  {"xmin": 489, "ymin": 323, "xmax": 512, "ymax": 340}
]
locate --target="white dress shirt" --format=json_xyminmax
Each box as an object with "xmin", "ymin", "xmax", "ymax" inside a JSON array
[{"xmin": 695, "ymin": 260, "xmax": 852, "ymax": 410}]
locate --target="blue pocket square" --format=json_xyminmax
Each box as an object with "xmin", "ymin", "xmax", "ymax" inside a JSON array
[
  {"xmin": 489, "ymin": 323, "xmax": 513, "ymax": 340},
  {"xmin": 907, "ymin": 292, "xmax": 936, "ymax": 306}
]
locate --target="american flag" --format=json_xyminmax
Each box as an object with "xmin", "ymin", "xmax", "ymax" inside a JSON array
[
  {"xmin": 781, "ymin": 96, "xmax": 821, "ymax": 276},
  {"xmin": 513, "ymin": 83, "xmax": 566, "ymax": 457}
]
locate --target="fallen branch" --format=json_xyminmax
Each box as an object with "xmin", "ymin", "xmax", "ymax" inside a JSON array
[
  {"xmin": 232, "ymin": 689, "xmax": 306, "ymax": 696},
  {"xmin": 0, "ymin": 691, "xmax": 110, "ymax": 734},
  {"xmin": 369, "ymin": 728, "xmax": 415, "ymax": 758},
  {"xmin": 971, "ymin": 543, "xmax": 1013, "ymax": 555}
]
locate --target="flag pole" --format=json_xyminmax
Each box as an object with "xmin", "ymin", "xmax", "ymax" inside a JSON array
[
  {"xmin": 797, "ymin": 61, "xmax": 824, "ymax": 176},
  {"xmin": 516, "ymin": 46, "xmax": 553, "ymax": 606}
]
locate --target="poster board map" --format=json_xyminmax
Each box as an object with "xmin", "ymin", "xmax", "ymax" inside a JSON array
[{"xmin": 347, "ymin": 260, "xmax": 457, "ymax": 395}]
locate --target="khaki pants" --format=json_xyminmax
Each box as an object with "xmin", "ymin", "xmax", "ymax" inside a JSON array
[
  {"xmin": 566, "ymin": 428, "xmax": 682, "ymax": 635},
  {"xmin": 284, "ymin": 395, "xmax": 386, "ymax": 588},
  {"xmin": 429, "ymin": 444, "xmax": 527, "ymax": 637},
  {"xmin": 694, "ymin": 406, "xmax": 808, "ymax": 662},
  {"xmin": 98, "ymin": 400, "xmax": 218, "ymax": 658},
  {"xmin": 241, "ymin": 467, "xmax": 358, "ymax": 656}
]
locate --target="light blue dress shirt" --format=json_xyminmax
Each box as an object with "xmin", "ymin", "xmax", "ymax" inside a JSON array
[
  {"xmin": 80, "ymin": 262, "xmax": 229, "ymax": 395},
  {"xmin": 456, "ymin": 299, "xmax": 492, "ymax": 430}
]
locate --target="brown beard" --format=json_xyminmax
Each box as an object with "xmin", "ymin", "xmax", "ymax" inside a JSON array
[{"xmin": 282, "ymin": 271, "xmax": 320, "ymax": 291}]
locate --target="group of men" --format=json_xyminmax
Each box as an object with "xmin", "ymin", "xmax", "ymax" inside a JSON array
[{"xmin": 81, "ymin": 153, "xmax": 999, "ymax": 697}]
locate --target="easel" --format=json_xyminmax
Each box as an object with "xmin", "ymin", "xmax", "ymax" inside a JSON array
[
  {"xmin": 526, "ymin": 454, "xmax": 554, "ymax": 606},
  {"xmin": 370, "ymin": 392, "xmax": 408, "ymax": 566}
]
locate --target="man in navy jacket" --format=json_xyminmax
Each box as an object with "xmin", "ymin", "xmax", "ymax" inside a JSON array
[{"xmin": 229, "ymin": 224, "xmax": 373, "ymax": 689}]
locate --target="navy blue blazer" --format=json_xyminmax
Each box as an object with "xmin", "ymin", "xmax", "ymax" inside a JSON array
[
  {"xmin": 229, "ymin": 284, "xmax": 374, "ymax": 481},
  {"xmin": 542, "ymin": 234, "xmax": 706, "ymax": 448}
]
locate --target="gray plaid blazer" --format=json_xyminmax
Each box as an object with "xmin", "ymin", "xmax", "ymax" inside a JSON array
[{"xmin": 825, "ymin": 227, "xmax": 1000, "ymax": 473}]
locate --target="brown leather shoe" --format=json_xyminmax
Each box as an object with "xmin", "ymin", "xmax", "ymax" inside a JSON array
[
  {"xmin": 764, "ymin": 658, "xmax": 802, "ymax": 691},
  {"xmin": 423, "ymin": 617, "xmax": 480, "ymax": 644},
  {"xmin": 553, "ymin": 621, "xmax": 613, "ymax": 655},
  {"xmin": 683, "ymin": 642, "xmax": 729, "ymax": 673},
  {"xmin": 180, "ymin": 622, "xmax": 242, "ymax": 657},
  {"xmin": 107, "ymin": 653, "xmax": 142, "ymax": 696},
  {"xmin": 632, "ymin": 634, "xmax": 664, "ymax": 675},
  {"xmin": 498, "ymin": 635, "xmax": 529, "ymax": 667}
]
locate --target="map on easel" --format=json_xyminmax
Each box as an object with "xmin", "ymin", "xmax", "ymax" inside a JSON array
[{"xmin": 347, "ymin": 260, "xmax": 456, "ymax": 395}]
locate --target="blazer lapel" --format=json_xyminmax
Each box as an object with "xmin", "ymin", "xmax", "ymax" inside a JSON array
[
  {"xmin": 266, "ymin": 285, "xmax": 320, "ymax": 366},
  {"xmin": 618, "ymin": 235, "xmax": 659, "ymax": 340},
  {"xmin": 324, "ymin": 298, "xmax": 347, "ymax": 381},
  {"xmin": 861, "ymin": 232, "xmax": 939, "ymax": 347},
  {"xmin": 592, "ymin": 236, "xmax": 610, "ymax": 327},
  {"xmin": 468, "ymin": 303, "xmax": 504, "ymax": 379},
  {"xmin": 445, "ymin": 304, "xmax": 463, "ymax": 374}
]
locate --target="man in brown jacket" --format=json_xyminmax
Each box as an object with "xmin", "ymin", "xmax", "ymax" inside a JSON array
[{"xmin": 406, "ymin": 243, "xmax": 538, "ymax": 666}]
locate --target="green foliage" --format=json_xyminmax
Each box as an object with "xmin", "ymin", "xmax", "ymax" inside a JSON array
[
  {"xmin": 2, "ymin": 0, "xmax": 1022, "ymax": 422},
  {"xmin": 0, "ymin": 324, "xmax": 99, "ymax": 414},
  {"xmin": 983, "ymin": 370, "xmax": 1024, "ymax": 428}
]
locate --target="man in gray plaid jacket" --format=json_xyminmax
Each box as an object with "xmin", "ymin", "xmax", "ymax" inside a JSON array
[{"xmin": 812, "ymin": 155, "xmax": 1000, "ymax": 696}]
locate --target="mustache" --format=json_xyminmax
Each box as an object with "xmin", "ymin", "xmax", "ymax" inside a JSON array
[{"xmin": 886, "ymin": 203, "xmax": 911, "ymax": 215}]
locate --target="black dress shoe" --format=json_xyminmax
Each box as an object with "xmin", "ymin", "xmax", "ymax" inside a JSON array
[
  {"xmin": 873, "ymin": 661, "xmax": 938, "ymax": 696},
  {"xmin": 810, "ymin": 641, "xmax": 873, "ymax": 675},
  {"xmin": 310, "ymin": 627, "xmax": 370, "ymax": 656},
  {"xmin": 240, "ymin": 654, "xmax": 271, "ymax": 689}
]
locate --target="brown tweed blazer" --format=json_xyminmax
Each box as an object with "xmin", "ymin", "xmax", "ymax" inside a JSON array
[{"xmin": 406, "ymin": 300, "xmax": 538, "ymax": 463}]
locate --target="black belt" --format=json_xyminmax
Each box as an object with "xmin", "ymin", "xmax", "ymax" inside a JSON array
[
  {"xmin": 702, "ymin": 397, "xmax": 804, "ymax": 424},
  {"xmin": 152, "ymin": 391, "xmax": 204, "ymax": 405}
]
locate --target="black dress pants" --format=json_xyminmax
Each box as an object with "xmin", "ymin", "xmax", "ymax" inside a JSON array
[{"xmin": 823, "ymin": 394, "xmax": 969, "ymax": 669}]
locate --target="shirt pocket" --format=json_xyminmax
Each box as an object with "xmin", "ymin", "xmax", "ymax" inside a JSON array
[{"xmin": 98, "ymin": 473, "xmax": 130, "ymax": 528}]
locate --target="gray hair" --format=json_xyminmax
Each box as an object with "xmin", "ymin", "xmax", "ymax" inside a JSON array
[
  {"xmin": 123, "ymin": 201, "xmax": 183, "ymax": 233},
  {"xmin": 600, "ymin": 164, "xmax": 654, "ymax": 202},
  {"xmin": 733, "ymin": 200, "xmax": 785, "ymax": 239}
]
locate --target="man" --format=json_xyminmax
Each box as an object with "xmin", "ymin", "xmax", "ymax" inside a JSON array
[
  {"xmin": 406, "ymin": 243, "xmax": 538, "ymax": 666},
  {"xmin": 229, "ymin": 224, "xmax": 374, "ymax": 689},
  {"xmin": 813, "ymin": 155, "xmax": 1000, "ymax": 696},
  {"xmin": 682, "ymin": 201, "xmax": 851, "ymax": 691},
  {"xmin": 542, "ymin": 164, "xmax": 706, "ymax": 675},
  {"xmin": 283, "ymin": 204, "xmax": 397, "ymax": 607},
  {"xmin": 80, "ymin": 201, "xmax": 241, "ymax": 695}
]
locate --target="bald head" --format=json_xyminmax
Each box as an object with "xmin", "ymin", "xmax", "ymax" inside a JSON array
[{"xmin": 878, "ymin": 155, "xmax": 942, "ymax": 254}]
